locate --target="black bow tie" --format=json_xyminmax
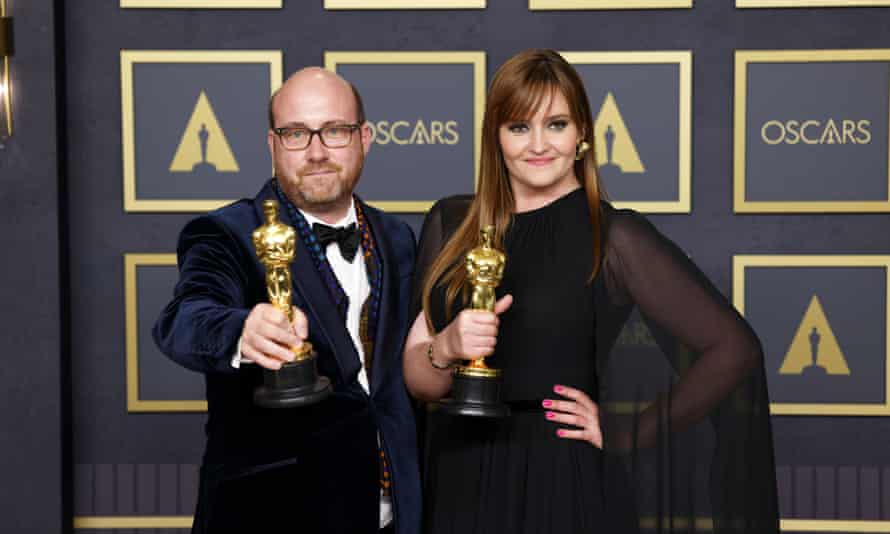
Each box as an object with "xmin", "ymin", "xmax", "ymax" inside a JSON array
[{"xmin": 312, "ymin": 222, "xmax": 360, "ymax": 263}]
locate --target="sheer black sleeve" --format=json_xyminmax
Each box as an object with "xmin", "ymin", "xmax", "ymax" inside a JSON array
[
  {"xmin": 409, "ymin": 196, "xmax": 474, "ymax": 321},
  {"xmin": 597, "ymin": 206, "xmax": 779, "ymax": 534}
]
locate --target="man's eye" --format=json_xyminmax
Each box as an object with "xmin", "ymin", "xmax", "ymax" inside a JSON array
[
  {"xmin": 326, "ymin": 126, "xmax": 347, "ymax": 138},
  {"xmin": 507, "ymin": 123, "xmax": 529, "ymax": 134},
  {"xmin": 549, "ymin": 120, "xmax": 569, "ymax": 131},
  {"xmin": 289, "ymin": 129, "xmax": 308, "ymax": 139}
]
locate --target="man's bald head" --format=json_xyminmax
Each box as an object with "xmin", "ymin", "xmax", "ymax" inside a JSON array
[{"xmin": 268, "ymin": 67, "xmax": 366, "ymax": 129}]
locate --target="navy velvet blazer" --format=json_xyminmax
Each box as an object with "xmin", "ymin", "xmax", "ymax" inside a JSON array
[{"xmin": 153, "ymin": 180, "xmax": 421, "ymax": 534}]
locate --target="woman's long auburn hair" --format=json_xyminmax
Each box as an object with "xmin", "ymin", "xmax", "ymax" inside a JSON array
[{"xmin": 421, "ymin": 49, "xmax": 606, "ymax": 331}]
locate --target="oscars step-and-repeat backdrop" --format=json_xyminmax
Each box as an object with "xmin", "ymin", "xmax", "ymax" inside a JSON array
[{"xmin": 67, "ymin": 1, "xmax": 890, "ymax": 532}]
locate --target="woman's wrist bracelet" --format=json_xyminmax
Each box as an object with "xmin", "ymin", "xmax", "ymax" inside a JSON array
[{"xmin": 427, "ymin": 339, "xmax": 453, "ymax": 370}]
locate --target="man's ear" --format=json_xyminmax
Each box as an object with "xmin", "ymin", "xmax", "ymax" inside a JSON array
[{"xmin": 360, "ymin": 122, "xmax": 373, "ymax": 155}]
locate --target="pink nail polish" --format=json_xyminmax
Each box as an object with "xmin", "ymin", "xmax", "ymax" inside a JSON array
[
  {"xmin": 557, "ymin": 429, "xmax": 565, "ymax": 437},
  {"xmin": 554, "ymin": 385, "xmax": 563, "ymax": 393},
  {"xmin": 546, "ymin": 412, "xmax": 554, "ymax": 419},
  {"xmin": 542, "ymin": 400, "xmax": 552, "ymax": 407}
]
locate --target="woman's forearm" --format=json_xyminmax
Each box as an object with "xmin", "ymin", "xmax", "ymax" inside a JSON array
[{"xmin": 402, "ymin": 312, "xmax": 456, "ymax": 402}]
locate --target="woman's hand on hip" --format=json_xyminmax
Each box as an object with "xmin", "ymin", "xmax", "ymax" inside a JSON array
[{"xmin": 543, "ymin": 384, "xmax": 603, "ymax": 449}]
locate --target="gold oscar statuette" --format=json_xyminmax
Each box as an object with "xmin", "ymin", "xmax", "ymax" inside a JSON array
[{"xmin": 251, "ymin": 199, "xmax": 331, "ymax": 408}]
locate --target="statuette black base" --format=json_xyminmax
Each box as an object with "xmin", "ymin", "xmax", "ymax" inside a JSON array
[
  {"xmin": 254, "ymin": 354, "xmax": 331, "ymax": 409},
  {"xmin": 436, "ymin": 369, "xmax": 510, "ymax": 418}
]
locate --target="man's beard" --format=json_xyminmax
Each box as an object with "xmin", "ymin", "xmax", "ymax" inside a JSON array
[{"xmin": 280, "ymin": 160, "xmax": 362, "ymax": 212}]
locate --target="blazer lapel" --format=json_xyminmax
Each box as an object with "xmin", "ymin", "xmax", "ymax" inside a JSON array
[
  {"xmin": 361, "ymin": 202, "xmax": 398, "ymax": 396},
  {"xmin": 252, "ymin": 184, "xmax": 363, "ymax": 386}
]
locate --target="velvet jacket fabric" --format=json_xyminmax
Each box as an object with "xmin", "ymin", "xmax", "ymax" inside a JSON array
[{"xmin": 153, "ymin": 179, "xmax": 421, "ymax": 534}]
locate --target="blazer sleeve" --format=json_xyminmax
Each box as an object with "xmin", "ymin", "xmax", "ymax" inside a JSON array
[{"xmin": 152, "ymin": 214, "xmax": 254, "ymax": 375}]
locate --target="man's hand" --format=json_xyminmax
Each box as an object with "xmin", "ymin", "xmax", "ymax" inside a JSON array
[{"xmin": 239, "ymin": 303, "xmax": 308, "ymax": 370}]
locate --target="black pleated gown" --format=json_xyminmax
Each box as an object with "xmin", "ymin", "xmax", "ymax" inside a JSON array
[{"xmin": 414, "ymin": 188, "xmax": 779, "ymax": 534}]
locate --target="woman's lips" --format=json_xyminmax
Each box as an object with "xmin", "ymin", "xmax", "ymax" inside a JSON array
[{"xmin": 524, "ymin": 157, "xmax": 555, "ymax": 166}]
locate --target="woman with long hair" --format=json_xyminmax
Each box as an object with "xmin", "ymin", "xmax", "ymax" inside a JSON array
[{"xmin": 403, "ymin": 49, "xmax": 778, "ymax": 533}]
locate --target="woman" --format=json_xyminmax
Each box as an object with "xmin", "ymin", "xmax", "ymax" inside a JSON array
[{"xmin": 403, "ymin": 49, "xmax": 778, "ymax": 534}]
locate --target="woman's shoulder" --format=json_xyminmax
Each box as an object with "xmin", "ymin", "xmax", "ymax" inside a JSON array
[
  {"xmin": 423, "ymin": 194, "xmax": 474, "ymax": 236},
  {"xmin": 599, "ymin": 201, "xmax": 664, "ymax": 254},
  {"xmin": 601, "ymin": 201, "xmax": 648, "ymax": 234},
  {"xmin": 430, "ymin": 194, "xmax": 474, "ymax": 219}
]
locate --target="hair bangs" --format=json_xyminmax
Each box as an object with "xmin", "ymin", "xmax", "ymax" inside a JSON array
[{"xmin": 497, "ymin": 75, "xmax": 562, "ymax": 124}]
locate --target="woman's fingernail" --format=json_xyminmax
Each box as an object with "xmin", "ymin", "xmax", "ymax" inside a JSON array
[
  {"xmin": 557, "ymin": 429, "xmax": 565, "ymax": 437},
  {"xmin": 554, "ymin": 385, "xmax": 563, "ymax": 393},
  {"xmin": 546, "ymin": 411, "xmax": 555, "ymax": 419},
  {"xmin": 542, "ymin": 400, "xmax": 552, "ymax": 407}
]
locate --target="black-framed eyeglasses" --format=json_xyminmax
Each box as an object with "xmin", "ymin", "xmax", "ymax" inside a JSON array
[{"xmin": 272, "ymin": 123, "xmax": 361, "ymax": 150}]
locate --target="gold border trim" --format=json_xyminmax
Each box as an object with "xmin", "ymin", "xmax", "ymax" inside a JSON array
[
  {"xmin": 324, "ymin": 51, "xmax": 486, "ymax": 213},
  {"xmin": 561, "ymin": 51, "xmax": 692, "ymax": 213},
  {"xmin": 739, "ymin": 0, "xmax": 890, "ymax": 7},
  {"xmin": 120, "ymin": 50, "xmax": 282, "ymax": 213},
  {"xmin": 531, "ymin": 0, "xmax": 692, "ymax": 8},
  {"xmin": 733, "ymin": 254, "xmax": 890, "ymax": 416},
  {"xmin": 781, "ymin": 520, "xmax": 890, "ymax": 532},
  {"xmin": 325, "ymin": 0, "xmax": 484, "ymax": 8},
  {"xmin": 121, "ymin": 0, "xmax": 281, "ymax": 7},
  {"xmin": 70, "ymin": 515, "xmax": 890, "ymax": 531},
  {"xmin": 125, "ymin": 253, "xmax": 208, "ymax": 413},
  {"xmin": 734, "ymin": 49, "xmax": 890, "ymax": 213},
  {"xmin": 74, "ymin": 515, "xmax": 193, "ymax": 529}
]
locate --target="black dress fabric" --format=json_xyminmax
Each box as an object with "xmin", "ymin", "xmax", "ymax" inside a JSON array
[{"xmin": 413, "ymin": 188, "xmax": 779, "ymax": 534}]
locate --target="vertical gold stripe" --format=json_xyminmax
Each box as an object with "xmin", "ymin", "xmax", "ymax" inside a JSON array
[
  {"xmin": 124, "ymin": 255, "xmax": 140, "ymax": 411},
  {"xmin": 2, "ymin": 55, "xmax": 10, "ymax": 138},
  {"xmin": 1, "ymin": 0, "xmax": 10, "ymax": 139}
]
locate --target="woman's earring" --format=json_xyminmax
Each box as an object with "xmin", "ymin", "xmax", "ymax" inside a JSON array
[{"xmin": 575, "ymin": 140, "xmax": 591, "ymax": 161}]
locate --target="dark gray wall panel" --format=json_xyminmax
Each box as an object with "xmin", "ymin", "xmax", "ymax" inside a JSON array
[
  {"xmin": 47, "ymin": 0, "xmax": 890, "ymax": 528},
  {"xmin": 0, "ymin": 0, "xmax": 64, "ymax": 532}
]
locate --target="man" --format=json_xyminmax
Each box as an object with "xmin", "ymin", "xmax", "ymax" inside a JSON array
[{"xmin": 153, "ymin": 68, "xmax": 420, "ymax": 534}]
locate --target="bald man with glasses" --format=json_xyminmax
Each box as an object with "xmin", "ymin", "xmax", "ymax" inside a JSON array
[{"xmin": 154, "ymin": 68, "xmax": 421, "ymax": 534}]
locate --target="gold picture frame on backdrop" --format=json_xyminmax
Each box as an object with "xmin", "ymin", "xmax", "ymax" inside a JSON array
[
  {"xmin": 121, "ymin": 50, "xmax": 282, "ymax": 212},
  {"xmin": 121, "ymin": 0, "xmax": 281, "ymax": 7},
  {"xmin": 734, "ymin": 49, "xmax": 890, "ymax": 213},
  {"xmin": 324, "ymin": 51, "xmax": 485, "ymax": 212},
  {"xmin": 561, "ymin": 51, "xmax": 692, "ymax": 213},
  {"xmin": 326, "ymin": 0, "xmax": 484, "ymax": 8},
  {"xmin": 738, "ymin": 0, "xmax": 890, "ymax": 7},
  {"xmin": 125, "ymin": 253, "xmax": 207, "ymax": 413},
  {"xmin": 530, "ymin": 0, "xmax": 691, "ymax": 9},
  {"xmin": 733, "ymin": 255, "xmax": 890, "ymax": 416}
]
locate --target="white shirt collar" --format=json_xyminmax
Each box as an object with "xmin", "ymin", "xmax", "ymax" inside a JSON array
[{"xmin": 298, "ymin": 197, "xmax": 358, "ymax": 229}]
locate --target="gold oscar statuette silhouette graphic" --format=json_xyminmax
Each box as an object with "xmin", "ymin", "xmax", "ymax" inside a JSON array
[
  {"xmin": 252, "ymin": 199, "xmax": 332, "ymax": 408},
  {"xmin": 779, "ymin": 294, "xmax": 850, "ymax": 376},
  {"xmin": 594, "ymin": 91, "xmax": 645, "ymax": 174},
  {"xmin": 169, "ymin": 91, "xmax": 239, "ymax": 173},
  {"xmin": 437, "ymin": 226, "xmax": 510, "ymax": 418}
]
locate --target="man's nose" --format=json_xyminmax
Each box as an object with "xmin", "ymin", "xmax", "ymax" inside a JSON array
[{"xmin": 306, "ymin": 132, "xmax": 329, "ymax": 161}]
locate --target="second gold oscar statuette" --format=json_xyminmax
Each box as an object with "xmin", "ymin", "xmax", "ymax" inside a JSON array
[{"xmin": 436, "ymin": 225, "xmax": 510, "ymax": 418}]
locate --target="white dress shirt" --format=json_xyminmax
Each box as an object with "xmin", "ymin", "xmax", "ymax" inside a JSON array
[{"xmin": 232, "ymin": 198, "xmax": 392, "ymax": 528}]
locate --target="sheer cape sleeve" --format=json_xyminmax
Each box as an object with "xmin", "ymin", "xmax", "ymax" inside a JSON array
[{"xmin": 597, "ymin": 205, "xmax": 779, "ymax": 533}]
